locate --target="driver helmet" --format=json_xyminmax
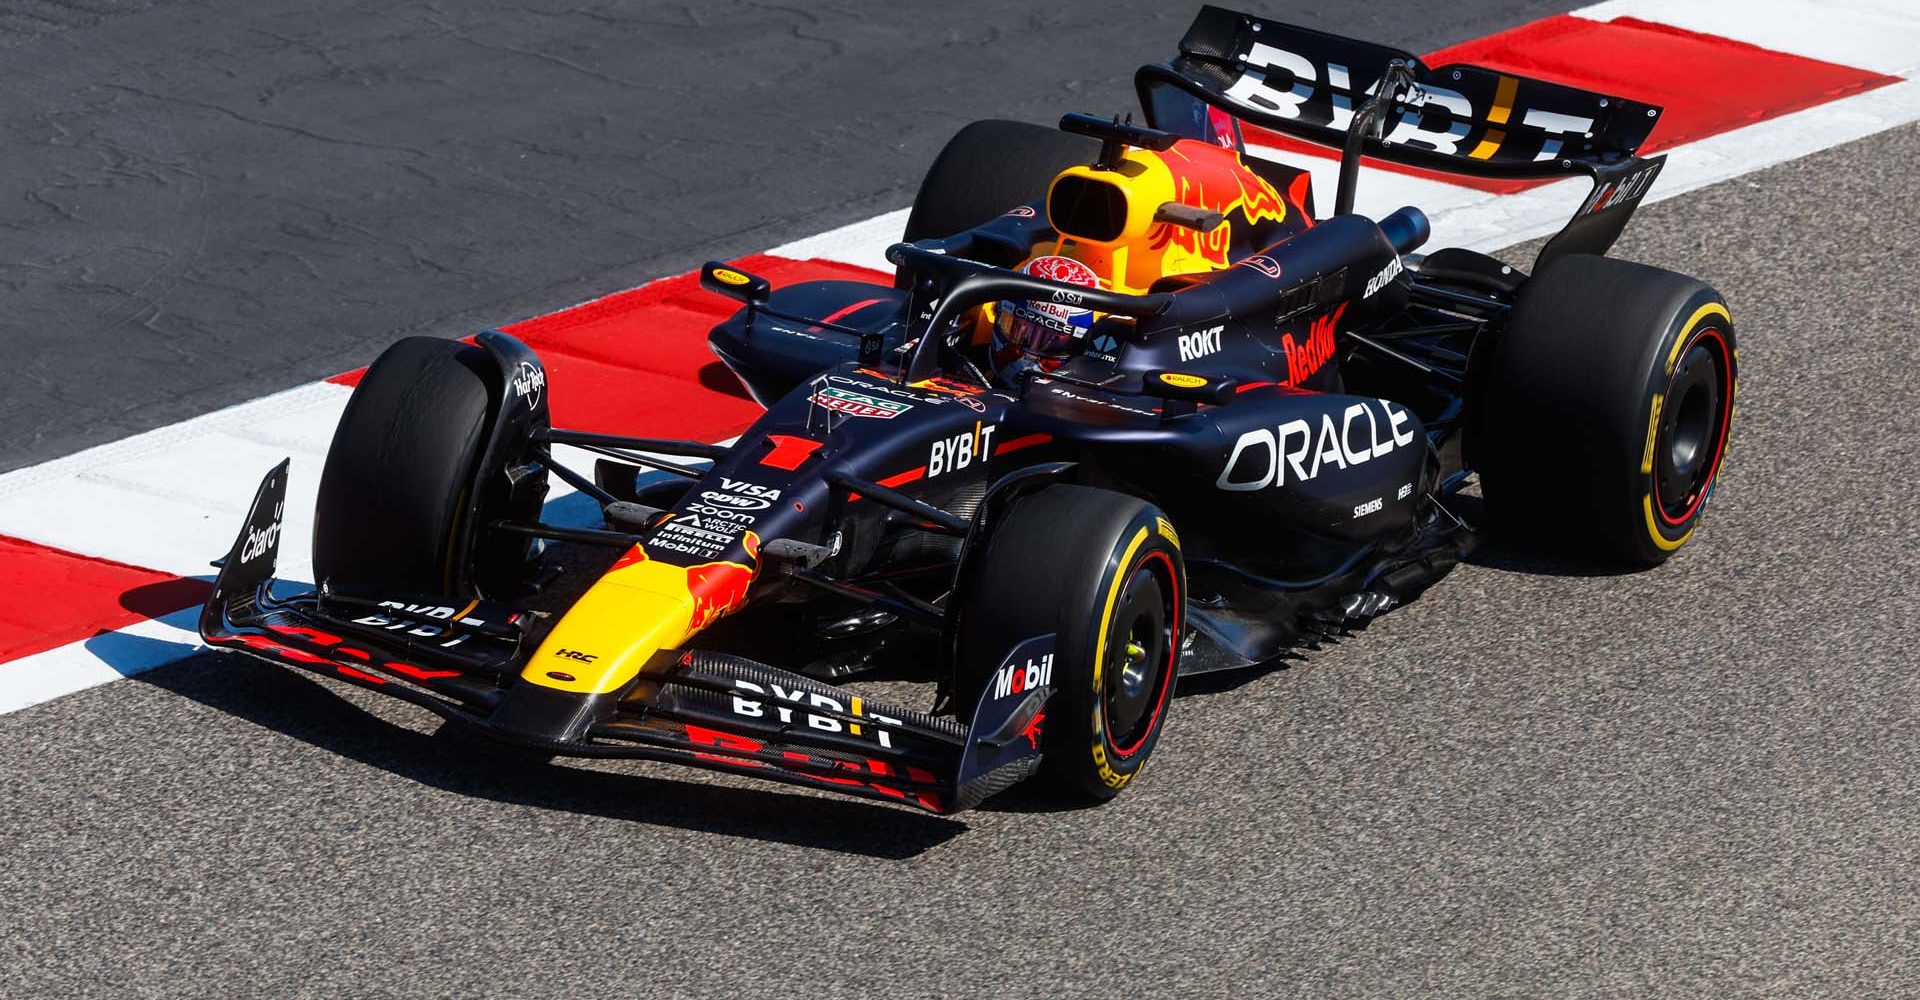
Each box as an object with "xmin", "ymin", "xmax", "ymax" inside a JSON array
[{"xmin": 991, "ymin": 254, "xmax": 1105, "ymax": 373}]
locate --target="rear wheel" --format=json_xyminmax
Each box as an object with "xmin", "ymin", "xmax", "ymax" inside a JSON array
[
  {"xmin": 314, "ymin": 337, "xmax": 524, "ymax": 596},
  {"xmin": 1473, "ymin": 254, "xmax": 1737, "ymax": 565},
  {"xmin": 954, "ymin": 485, "xmax": 1185, "ymax": 804},
  {"xmin": 903, "ymin": 119, "xmax": 1097, "ymax": 242}
]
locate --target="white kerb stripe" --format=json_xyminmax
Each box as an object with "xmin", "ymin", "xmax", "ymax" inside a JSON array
[{"xmin": 1574, "ymin": 0, "xmax": 1920, "ymax": 78}]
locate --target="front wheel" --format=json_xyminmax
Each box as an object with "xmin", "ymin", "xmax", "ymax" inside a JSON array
[
  {"xmin": 954, "ymin": 485, "xmax": 1185, "ymax": 804},
  {"xmin": 313, "ymin": 337, "xmax": 544, "ymax": 596}
]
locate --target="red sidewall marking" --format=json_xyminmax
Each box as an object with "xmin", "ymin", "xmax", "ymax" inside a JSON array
[
  {"xmin": 1109, "ymin": 547, "xmax": 1180, "ymax": 758},
  {"xmin": 1657, "ymin": 326, "xmax": 1734, "ymax": 528}
]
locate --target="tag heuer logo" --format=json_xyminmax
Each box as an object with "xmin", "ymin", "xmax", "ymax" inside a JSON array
[{"xmin": 811, "ymin": 386, "xmax": 912, "ymax": 419}]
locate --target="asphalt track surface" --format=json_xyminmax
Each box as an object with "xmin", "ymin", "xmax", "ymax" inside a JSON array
[{"xmin": 4, "ymin": 4, "xmax": 1918, "ymax": 1000}]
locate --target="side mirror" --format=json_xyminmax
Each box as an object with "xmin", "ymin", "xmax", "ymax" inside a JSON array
[
  {"xmin": 1152, "ymin": 202, "xmax": 1225, "ymax": 233},
  {"xmin": 700, "ymin": 261, "xmax": 771, "ymax": 306}
]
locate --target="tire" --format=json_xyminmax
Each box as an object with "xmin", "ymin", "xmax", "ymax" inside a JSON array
[
  {"xmin": 1472, "ymin": 254, "xmax": 1737, "ymax": 566},
  {"xmin": 954, "ymin": 485, "xmax": 1185, "ymax": 803},
  {"xmin": 313, "ymin": 337, "xmax": 498, "ymax": 596},
  {"xmin": 902, "ymin": 119, "xmax": 1097, "ymax": 242}
]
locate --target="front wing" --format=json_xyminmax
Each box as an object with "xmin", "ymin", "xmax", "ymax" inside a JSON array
[{"xmin": 199, "ymin": 462, "xmax": 1051, "ymax": 814}]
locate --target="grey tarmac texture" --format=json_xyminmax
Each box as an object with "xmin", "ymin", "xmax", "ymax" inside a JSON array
[
  {"xmin": 0, "ymin": 0, "xmax": 1584, "ymax": 472},
  {"xmin": 3, "ymin": 5, "xmax": 1918, "ymax": 999}
]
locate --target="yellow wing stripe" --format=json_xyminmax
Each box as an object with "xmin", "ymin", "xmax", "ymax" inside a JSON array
[
  {"xmin": 1489, "ymin": 75, "xmax": 1518, "ymax": 125},
  {"xmin": 1467, "ymin": 129, "xmax": 1506, "ymax": 160}
]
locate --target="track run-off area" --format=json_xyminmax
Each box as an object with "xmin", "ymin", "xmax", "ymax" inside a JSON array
[{"xmin": 2, "ymin": 1, "xmax": 1916, "ymax": 996}]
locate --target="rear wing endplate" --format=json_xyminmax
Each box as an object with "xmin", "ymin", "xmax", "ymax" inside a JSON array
[{"xmin": 1138, "ymin": 5, "xmax": 1667, "ymax": 262}]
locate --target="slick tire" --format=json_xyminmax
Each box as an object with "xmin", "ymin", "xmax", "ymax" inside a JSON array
[
  {"xmin": 313, "ymin": 337, "xmax": 497, "ymax": 596},
  {"xmin": 902, "ymin": 119, "xmax": 1097, "ymax": 242},
  {"xmin": 955, "ymin": 486, "xmax": 1185, "ymax": 804},
  {"xmin": 1472, "ymin": 254, "xmax": 1737, "ymax": 566}
]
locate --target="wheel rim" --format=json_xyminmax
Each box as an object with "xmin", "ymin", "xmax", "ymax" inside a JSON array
[
  {"xmin": 1104, "ymin": 551, "xmax": 1177, "ymax": 756},
  {"xmin": 1655, "ymin": 328, "xmax": 1732, "ymax": 526}
]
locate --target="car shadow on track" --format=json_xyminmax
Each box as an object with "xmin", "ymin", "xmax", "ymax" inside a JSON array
[
  {"xmin": 1446, "ymin": 495, "xmax": 1648, "ymax": 578},
  {"xmin": 106, "ymin": 636, "xmax": 967, "ymax": 857}
]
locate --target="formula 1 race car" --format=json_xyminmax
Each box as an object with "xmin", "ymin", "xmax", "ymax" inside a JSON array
[{"xmin": 200, "ymin": 7, "xmax": 1736, "ymax": 813}]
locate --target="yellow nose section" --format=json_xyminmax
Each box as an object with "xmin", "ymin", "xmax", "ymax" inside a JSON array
[{"xmin": 523, "ymin": 540, "xmax": 756, "ymax": 695}]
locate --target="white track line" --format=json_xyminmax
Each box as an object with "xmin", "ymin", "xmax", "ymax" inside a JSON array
[
  {"xmin": 1575, "ymin": 0, "xmax": 1920, "ymax": 77},
  {"xmin": 0, "ymin": 383, "xmax": 636, "ymax": 588},
  {"xmin": 0, "ymin": 382, "xmax": 352, "ymax": 584},
  {"xmin": 0, "ymin": 608, "xmax": 201, "ymax": 713},
  {"xmin": 4, "ymin": 4, "xmax": 1916, "ymax": 715},
  {"xmin": 769, "ymin": 208, "xmax": 911, "ymax": 272}
]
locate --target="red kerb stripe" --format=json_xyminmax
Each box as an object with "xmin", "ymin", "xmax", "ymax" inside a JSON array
[
  {"xmin": 0, "ymin": 537, "xmax": 210, "ymax": 662},
  {"xmin": 331, "ymin": 255, "xmax": 888, "ymax": 442}
]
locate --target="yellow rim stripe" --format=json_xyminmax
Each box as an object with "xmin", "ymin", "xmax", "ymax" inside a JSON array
[
  {"xmin": 1089, "ymin": 525, "xmax": 1153, "ymax": 791},
  {"xmin": 1641, "ymin": 395, "xmax": 1663, "ymax": 475},
  {"xmin": 1090, "ymin": 526, "xmax": 1152, "ymax": 698},
  {"xmin": 1669, "ymin": 302, "xmax": 1731, "ymax": 374},
  {"xmin": 1643, "ymin": 495, "xmax": 1694, "ymax": 551},
  {"xmin": 1644, "ymin": 300, "xmax": 1732, "ymax": 548}
]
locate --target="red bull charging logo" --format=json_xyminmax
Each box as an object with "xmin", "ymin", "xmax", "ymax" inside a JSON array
[{"xmin": 1146, "ymin": 141, "xmax": 1288, "ymax": 266}]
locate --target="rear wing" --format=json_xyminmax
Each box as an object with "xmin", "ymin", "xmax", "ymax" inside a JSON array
[{"xmin": 1137, "ymin": 5, "xmax": 1667, "ymax": 261}]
